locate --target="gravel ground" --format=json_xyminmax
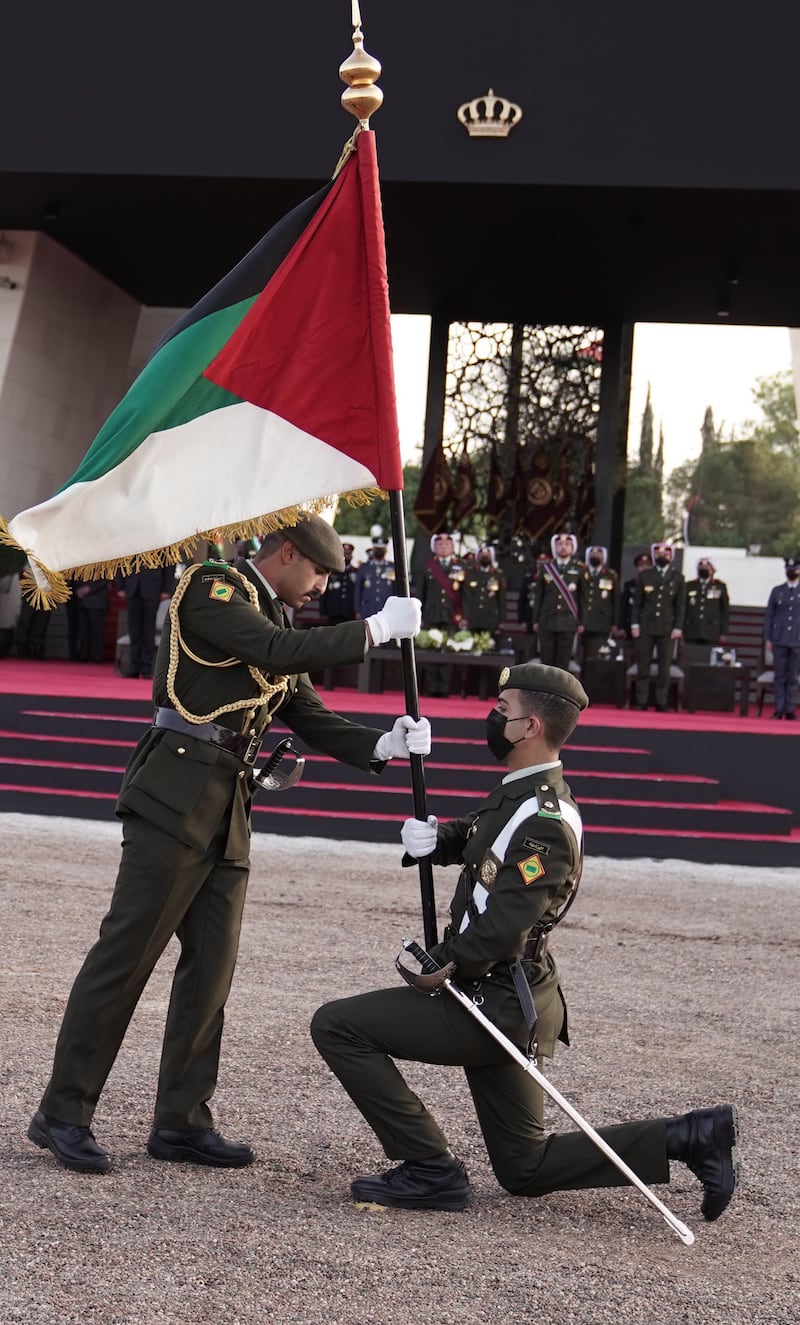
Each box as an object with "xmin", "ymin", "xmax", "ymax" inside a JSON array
[{"xmin": 0, "ymin": 814, "xmax": 798, "ymax": 1325}]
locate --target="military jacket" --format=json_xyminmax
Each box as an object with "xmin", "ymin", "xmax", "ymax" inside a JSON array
[
  {"xmin": 354, "ymin": 560, "xmax": 395, "ymax": 617},
  {"xmin": 117, "ymin": 559, "xmax": 384, "ymax": 857},
  {"xmin": 416, "ymin": 557, "xmax": 465, "ymax": 630},
  {"xmin": 531, "ymin": 558, "xmax": 587, "ymax": 634},
  {"xmin": 419, "ymin": 764, "xmax": 582, "ymax": 1057},
  {"xmin": 764, "ymin": 582, "xmax": 800, "ymax": 646},
  {"xmin": 580, "ymin": 567, "xmax": 619, "ymax": 635},
  {"xmin": 683, "ymin": 577, "xmax": 730, "ymax": 643},
  {"xmin": 460, "ymin": 566, "xmax": 507, "ymax": 634},
  {"xmin": 321, "ymin": 563, "xmax": 358, "ymax": 621},
  {"xmin": 631, "ymin": 566, "xmax": 686, "ymax": 636}
]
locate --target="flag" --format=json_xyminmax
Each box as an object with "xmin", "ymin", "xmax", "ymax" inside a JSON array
[
  {"xmin": 449, "ymin": 442, "xmax": 477, "ymax": 525},
  {"xmin": 414, "ymin": 440, "xmax": 454, "ymax": 535},
  {"xmin": 3, "ymin": 131, "xmax": 402, "ymax": 605},
  {"xmin": 517, "ymin": 446, "xmax": 555, "ymax": 542},
  {"xmin": 485, "ymin": 439, "xmax": 507, "ymax": 527}
]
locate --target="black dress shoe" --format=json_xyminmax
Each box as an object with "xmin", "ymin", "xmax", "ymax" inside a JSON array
[
  {"xmin": 351, "ymin": 1150, "xmax": 472, "ymax": 1211},
  {"xmin": 147, "ymin": 1126, "xmax": 254, "ymax": 1167},
  {"xmin": 655, "ymin": 705, "xmax": 670, "ymax": 712},
  {"xmin": 772, "ymin": 711, "xmax": 785, "ymax": 720},
  {"xmin": 785, "ymin": 712, "xmax": 796, "ymax": 721},
  {"xmin": 27, "ymin": 1109, "xmax": 110, "ymax": 1174},
  {"xmin": 665, "ymin": 1104, "xmax": 739, "ymax": 1220}
]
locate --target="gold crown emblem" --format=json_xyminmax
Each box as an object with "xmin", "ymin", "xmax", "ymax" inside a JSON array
[{"xmin": 457, "ymin": 88, "xmax": 523, "ymax": 138}]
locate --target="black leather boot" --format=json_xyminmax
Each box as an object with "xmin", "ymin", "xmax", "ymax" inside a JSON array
[
  {"xmin": 147, "ymin": 1127, "xmax": 254, "ymax": 1167},
  {"xmin": 665, "ymin": 1104, "xmax": 739, "ymax": 1220},
  {"xmin": 27, "ymin": 1110, "xmax": 110, "ymax": 1174},
  {"xmin": 351, "ymin": 1149, "xmax": 472, "ymax": 1211}
]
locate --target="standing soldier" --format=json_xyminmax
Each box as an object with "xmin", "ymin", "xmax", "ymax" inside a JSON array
[
  {"xmin": 354, "ymin": 537, "xmax": 395, "ymax": 621},
  {"xmin": 631, "ymin": 542, "xmax": 686, "ymax": 711},
  {"xmin": 531, "ymin": 533, "xmax": 586, "ymax": 670},
  {"xmin": 683, "ymin": 559, "xmax": 730, "ymax": 663},
  {"xmin": 763, "ymin": 553, "xmax": 800, "ymax": 720},
  {"xmin": 416, "ymin": 532, "xmax": 465, "ymax": 633},
  {"xmin": 578, "ymin": 546, "xmax": 620, "ymax": 661},
  {"xmin": 415, "ymin": 532, "xmax": 465, "ymax": 696},
  {"xmin": 322, "ymin": 541, "xmax": 359, "ymax": 624},
  {"xmin": 460, "ymin": 546, "xmax": 507, "ymax": 642}
]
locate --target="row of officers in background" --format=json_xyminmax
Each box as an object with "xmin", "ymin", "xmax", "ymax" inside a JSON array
[{"xmin": 322, "ymin": 531, "xmax": 511, "ymax": 638}]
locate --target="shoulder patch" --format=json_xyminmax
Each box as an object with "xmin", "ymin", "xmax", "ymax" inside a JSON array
[
  {"xmin": 209, "ymin": 579, "xmax": 235, "ymax": 602},
  {"xmin": 523, "ymin": 837, "xmax": 551, "ymax": 856},
  {"xmin": 518, "ymin": 853, "xmax": 546, "ymax": 885}
]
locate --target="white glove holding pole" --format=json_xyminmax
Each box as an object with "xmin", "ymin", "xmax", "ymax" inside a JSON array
[
  {"xmin": 373, "ymin": 716, "xmax": 432, "ymax": 762},
  {"xmin": 365, "ymin": 596, "xmax": 422, "ymax": 645},
  {"xmin": 401, "ymin": 815, "xmax": 439, "ymax": 858}
]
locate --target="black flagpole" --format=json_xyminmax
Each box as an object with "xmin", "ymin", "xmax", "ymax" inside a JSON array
[{"xmin": 388, "ymin": 488, "xmax": 438, "ymax": 947}]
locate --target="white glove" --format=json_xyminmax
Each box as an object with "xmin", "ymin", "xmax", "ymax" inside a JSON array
[
  {"xmin": 401, "ymin": 815, "xmax": 439, "ymax": 858},
  {"xmin": 365, "ymin": 596, "xmax": 422, "ymax": 645},
  {"xmin": 373, "ymin": 716, "xmax": 432, "ymax": 762}
]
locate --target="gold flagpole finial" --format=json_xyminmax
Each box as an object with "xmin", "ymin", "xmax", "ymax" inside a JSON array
[{"xmin": 339, "ymin": 1, "xmax": 383, "ymax": 127}]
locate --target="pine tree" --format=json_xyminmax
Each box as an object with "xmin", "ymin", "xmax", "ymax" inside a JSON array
[{"xmin": 639, "ymin": 384, "xmax": 654, "ymax": 473}]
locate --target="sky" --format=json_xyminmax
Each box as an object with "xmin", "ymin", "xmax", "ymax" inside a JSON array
[{"xmin": 389, "ymin": 316, "xmax": 795, "ymax": 476}]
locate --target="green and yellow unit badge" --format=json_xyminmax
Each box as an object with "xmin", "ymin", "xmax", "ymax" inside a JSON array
[
  {"xmin": 518, "ymin": 853, "xmax": 546, "ymax": 885},
  {"xmin": 209, "ymin": 579, "xmax": 234, "ymax": 602}
]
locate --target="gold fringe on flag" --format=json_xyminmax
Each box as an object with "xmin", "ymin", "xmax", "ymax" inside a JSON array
[{"xmin": 1, "ymin": 486, "xmax": 386, "ymax": 609}]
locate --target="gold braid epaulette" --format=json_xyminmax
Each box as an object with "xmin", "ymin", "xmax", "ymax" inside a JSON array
[{"xmin": 166, "ymin": 564, "xmax": 289, "ymax": 726}]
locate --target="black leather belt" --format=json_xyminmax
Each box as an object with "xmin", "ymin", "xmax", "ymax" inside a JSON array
[{"xmin": 153, "ymin": 707, "xmax": 262, "ymax": 765}]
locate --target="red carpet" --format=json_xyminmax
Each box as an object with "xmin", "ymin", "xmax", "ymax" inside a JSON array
[
  {"xmin": 1, "ymin": 658, "xmax": 794, "ymax": 736},
  {"xmin": 1, "ymin": 659, "xmax": 798, "ymax": 865}
]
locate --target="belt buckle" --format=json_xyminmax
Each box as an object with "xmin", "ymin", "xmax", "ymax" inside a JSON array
[{"xmin": 243, "ymin": 733, "xmax": 261, "ymax": 765}]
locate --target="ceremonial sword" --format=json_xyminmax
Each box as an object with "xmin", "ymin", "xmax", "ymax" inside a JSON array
[
  {"xmin": 252, "ymin": 737, "xmax": 305, "ymax": 793},
  {"xmin": 398, "ymin": 939, "xmax": 695, "ymax": 1246}
]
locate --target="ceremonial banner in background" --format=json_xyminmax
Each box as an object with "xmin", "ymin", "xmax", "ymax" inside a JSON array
[
  {"xmin": 414, "ymin": 439, "xmax": 454, "ymax": 534},
  {"xmin": 449, "ymin": 442, "xmax": 477, "ymax": 525},
  {"xmin": 4, "ymin": 132, "xmax": 402, "ymax": 604}
]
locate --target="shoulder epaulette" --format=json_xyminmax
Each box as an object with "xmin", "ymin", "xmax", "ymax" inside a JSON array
[{"xmin": 535, "ymin": 780, "xmax": 562, "ymax": 820}]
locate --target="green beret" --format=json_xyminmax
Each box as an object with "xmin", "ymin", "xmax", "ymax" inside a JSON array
[
  {"xmin": 497, "ymin": 662, "xmax": 589, "ymax": 711},
  {"xmin": 284, "ymin": 514, "xmax": 345, "ymax": 573}
]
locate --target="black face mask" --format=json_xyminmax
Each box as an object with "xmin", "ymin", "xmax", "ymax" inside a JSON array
[
  {"xmin": 479, "ymin": 557, "xmax": 492, "ymax": 567},
  {"xmin": 655, "ymin": 556, "xmax": 670, "ymax": 569},
  {"xmin": 787, "ymin": 569, "xmax": 800, "ymax": 581},
  {"xmin": 373, "ymin": 548, "xmax": 386, "ymax": 560},
  {"xmin": 485, "ymin": 709, "xmax": 528, "ymax": 761},
  {"xmin": 589, "ymin": 556, "xmax": 602, "ymax": 568},
  {"xmin": 698, "ymin": 569, "xmax": 710, "ymax": 581}
]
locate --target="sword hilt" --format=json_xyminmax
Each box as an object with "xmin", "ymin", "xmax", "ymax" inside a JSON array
[
  {"xmin": 402, "ymin": 938, "xmax": 441, "ymax": 975},
  {"xmin": 261, "ymin": 736, "xmax": 294, "ymax": 776}
]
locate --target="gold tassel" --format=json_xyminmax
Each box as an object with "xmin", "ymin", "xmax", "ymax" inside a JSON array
[{"xmin": 5, "ymin": 488, "xmax": 388, "ymax": 609}]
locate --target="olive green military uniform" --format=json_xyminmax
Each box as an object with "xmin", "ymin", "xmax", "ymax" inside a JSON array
[
  {"xmin": 460, "ymin": 565, "xmax": 507, "ymax": 637},
  {"xmin": 580, "ymin": 566, "xmax": 620, "ymax": 660},
  {"xmin": 415, "ymin": 556, "xmax": 465, "ymax": 695},
  {"xmin": 632, "ymin": 566, "xmax": 687, "ymax": 708},
  {"xmin": 312, "ymin": 763, "xmax": 668, "ymax": 1196},
  {"xmin": 416, "ymin": 556, "xmax": 465, "ymax": 631},
  {"xmin": 531, "ymin": 558, "xmax": 587, "ymax": 669},
  {"xmin": 40, "ymin": 558, "xmax": 385, "ymax": 1130},
  {"xmin": 684, "ymin": 577, "xmax": 730, "ymax": 647}
]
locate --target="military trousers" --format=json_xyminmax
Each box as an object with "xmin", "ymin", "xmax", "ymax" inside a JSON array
[
  {"xmin": 537, "ymin": 628, "xmax": 576, "ymax": 671},
  {"xmin": 634, "ymin": 633, "xmax": 675, "ymax": 708},
  {"xmin": 40, "ymin": 809, "xmax": 250, "ymax": 1130},
  {"xmin": 772, "ymin": 642, "xmax": 800, "ymax": 715},
  {"xmin": 311, "ymin": 984, "xmax": 669, "ymax": 1197}
]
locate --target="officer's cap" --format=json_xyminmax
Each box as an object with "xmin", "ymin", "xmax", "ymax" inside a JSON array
[
  {"xmin": 497, "ymin": 662, "xmax": 589, "ymax": 711},
  {"xmin": 341, "ymin": 542, "xmax": 355, "ymax": 554},
  {"xmin": 785, "ymin": 553, "xmax": 800, "ymax": 570},
  {"xmin": 285, "ymin": 514, "xmax": 345, "ymax": 573},
  {"xmin": 633, "ymin": 552, "xmax": 651, "ymax": 568}
]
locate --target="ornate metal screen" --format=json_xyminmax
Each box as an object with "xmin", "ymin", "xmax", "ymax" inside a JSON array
[{"xmin": 440, "ymin": 322, "xmax": 603, "ymax": 566}]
